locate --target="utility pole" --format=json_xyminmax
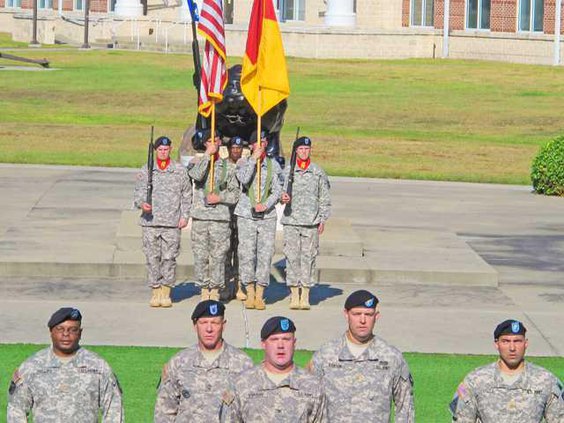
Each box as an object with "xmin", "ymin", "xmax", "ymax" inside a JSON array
[
  {"xmin": 82, "ymin": 0, "xmax": 91, "ymax": 49},
  {"xmin": 30, "ymin": 0, "xmax": 40, "ymax": 46}
]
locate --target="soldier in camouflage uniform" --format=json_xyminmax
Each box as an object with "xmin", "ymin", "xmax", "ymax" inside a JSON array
[
  {"xmin": 221, "ymin": 316, "xmax": 326, "ymax": 422},
  {"xmin": 154, "ymin": 300, "xmax": 253, "ymax": 422},
  {"xmin": 188, "ymin": 131, "xmax": 240, "ymax": 302},
  {"xmin": 450, "ymin": 319, "xmax": 564, "ymax": 422},
  {"xmin": 8, "ymin": 307, "xmax": 123, "ymax": 423},
  {"xmin": 280, "ymin": 136, "xmax": 331, "ymax": 310},
  {"xmin": 133, "ymin": 136, "xmax": 192, "ymax": 308},
  {"xmin": 310, "ymin": 290, "xmax": 415, "ymax": 422},
  {"xmin": 234, "ymin": 131, "xmax": 283, "ymax": 310}
]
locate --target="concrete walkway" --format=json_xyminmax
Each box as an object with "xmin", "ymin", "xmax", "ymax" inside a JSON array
[{"xmin": 0, "ymin": 164, "xmax": 563, "ymax": 356}]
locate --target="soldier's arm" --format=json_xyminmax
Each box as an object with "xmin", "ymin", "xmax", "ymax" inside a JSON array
[
  {"xmin": 133, "ymin": 167, "xmax": 149, "ymax": 208},
  {"xmin": 392, "ymin": 358, "xmax": 415, "ymax": 423},
  {"xmin": 543, "ymin": 377, "xmax": 564, "ymax": 423},
  {"xmin": 449, "ymin": 379, "xmax": 479, "ymax": 423},
  {"xmin": 180, "ymin": 168, "xmax": 192, "ymax": 221},
  {"xmin": 219, "ymin": 166, "xmax": 241, "ymax": 206},
  {"xmin": 317, "ymin": 170, "xmax": 331, "ymax": 223},
  {"xmin": 7, "ymin": 369, "xmax": 32, "ymax": 423},
  {"xmin": 263, "ymin": 161, "xmax": 283, "ymax": 210},
  {"xmin": 154, "ymin": 363, "xmax": 180, "ymax": 423},
  {"xmin": 236, "ymin": 157, "xmax": 256, "ymax": 185},
  {"xmin": 308, "ymin": 351, "xmax": 324, "ymax": 377},
  {"xmin": 187, "ymin": 155, "xmax": 210, "ymax": 182},
  {"xmin": 100, "ymin": 370, "xmax": 124, "ymax": 423}
]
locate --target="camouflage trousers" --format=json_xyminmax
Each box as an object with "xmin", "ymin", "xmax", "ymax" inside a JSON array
[
  {"xmin": 225, "ymin": 215, "xmax": 239, "ymax": 284},
  {"xmin": 191, "ymin": 218, "xmax": 231, "ymax": 289},
  {"xmin": 237, "ymin": 216, "xmax": 277, "ymax": 287},
  {"xmin": 283, "ymin": 225, "xmax": 319, "ymax": 287},
  {"xmin": 142, "ymin": 226, "xmax": 181, "ymax": 288}
]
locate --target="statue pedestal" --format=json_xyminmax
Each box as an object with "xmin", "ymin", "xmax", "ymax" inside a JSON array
[{"xmin": 324, "ymin": 0, "xmax": 356, "ymax": 27}]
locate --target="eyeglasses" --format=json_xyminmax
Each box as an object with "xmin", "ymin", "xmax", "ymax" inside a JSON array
[{"xmin": 52, "ymin": 327, "xmax": 81, "ymax": 335}]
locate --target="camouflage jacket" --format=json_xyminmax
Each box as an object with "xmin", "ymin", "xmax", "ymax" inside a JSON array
[
  {"xmin": 222, "ymin": 364, "xmax": 327, "ymax": 422},
  {"xmin": 188, "ymin": 155, "xmax": 240, "ymax": 221},
  {"xmin": 154, "ymin": 342, "xmax": 254, "ymax": 422},
  {"xmin": 281, "ymin": 162, "xmax": 331, "ymax": 226},
  {"xmin": 133, "ymin": 160, "xmax": 192, "ymax": 227},
  {"xmin": 7, "ymin": 347, "xmax": 123, "ymax": 423},
  {"xmin": 234, "ymin": 157, "xmax": 283, "ymax": 220},
  {"xmin": 310, "ymin": 334, "xmax": 415, "ymax": 423},
  {"xmin": 450, "ymin": 361, "xmax": 564, "ymax": 423}
]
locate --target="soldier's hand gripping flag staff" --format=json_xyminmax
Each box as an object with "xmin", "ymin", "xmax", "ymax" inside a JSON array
[
  {"xmin": 143, "ymin": 125, "xmax": 155, "ymax": 219},
  {"xmin": 241, "ymin": 0, "xmax": 290, "ymax": 204},
  {"xmin": 282, "ymin": 126, "xmax": 300, "ymax": 214},
  {"xmin": 197, "ymin": 0, "xmax": 227, "ymax": 194}
]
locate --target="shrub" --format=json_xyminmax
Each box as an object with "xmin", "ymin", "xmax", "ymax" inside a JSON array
[{"xmin": 531, "ymin": 135, "xmax": 564, "ymax": 196}]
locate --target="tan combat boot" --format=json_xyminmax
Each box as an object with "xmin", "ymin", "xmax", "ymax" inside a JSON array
[
  {"xmin": 289, "ymin": 287, "xmax": 300, "ymax": 310},
  {"xmin": 209, "ymin": 288, "xmax": 220, "ymax": 301},
  {"xmin": 150, "ymin": 286, "xmax": 161, "ymax": 308},
  {"xmin": 235, "ymin": 281, "xmax": 247, "ymax": 301},
  {"xmin": 244, "ymin": 284, "xmax": 255, "ymax": 309},
  {"xmin": 254, "ymin": 285, "xmax": 266, "ymax": 310},
  {"xmin": 300, "ymin": 287, "xmax": 311, "ymax": 310},
  {"xmin": 160, "ymin": 285, "xmax": 173, "ymax": 308},
  {"xmin": 201, "ymin": 288, "xmax": 210, "ymax": 302}
]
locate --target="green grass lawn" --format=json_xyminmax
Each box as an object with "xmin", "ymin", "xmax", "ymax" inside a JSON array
[
  {"xmin": 1, "ymin": 344, "xmax": 562, "ymax": 422},
  {"xmin": 1, "ymin": 48, "xmax": 564, "ymax": 183}
]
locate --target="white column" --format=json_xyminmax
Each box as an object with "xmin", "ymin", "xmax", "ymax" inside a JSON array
[
  {"xmin": 324, "ymin": 0, "xmax": 355, "ymax": 27},
  {"xmin": 114, "ymin": 0, "xmax": 142, "ymax": 17},
  {"xmin": 442, "ymin": 0, "xmax": 449, "ymax": 58},
  {"xmin": 554, "ymin": 0, "xmax": 562, "ymax": 65}
]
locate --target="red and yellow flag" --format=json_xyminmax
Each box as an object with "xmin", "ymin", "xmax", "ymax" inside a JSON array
[{"xmin": 241, "ymin": 0, "xmax": 290, "ymax": 116}]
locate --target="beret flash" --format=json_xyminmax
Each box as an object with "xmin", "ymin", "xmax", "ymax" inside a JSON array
[
  {"xmin": 191, "ymin": 300, "xmax": 225, "ymax": 322},
  {"xmin": 48, "ymin": 307, "xmax": 82, "ymax": 329},
  {"xmin": 154, "ymin": 136, "xmax": 172, "ymax": 149},
  {"xmin": 344, "ymin": 290, "xmax": 379, "ymax": 310},
  {"xmin": 494, "ymin": 319, "xmax": 526, "ymax": 339},
  {"xmin": 260, "ymin": 316, "xmax": 296, "ymax": 340},
  {"xmin": 293, "ymin": 136, "xmax": 312, "ymax": 149},
  {"xmin": 229, "ymin": 136, "xmax": 245, "ymax": 147}
]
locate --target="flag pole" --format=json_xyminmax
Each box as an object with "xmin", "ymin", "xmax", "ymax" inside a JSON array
[
  {"xmin": 210, "ymin": 102, "xmax": 216, "ymax": 193},
  {"xmin": 256, "ymin": 87, "xmax": 262, "ymax": 204}
]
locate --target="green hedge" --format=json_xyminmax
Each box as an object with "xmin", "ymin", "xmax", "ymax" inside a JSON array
[{"xmin": 531, "ymin": 135, "xmax": 564, "ymax": 196}]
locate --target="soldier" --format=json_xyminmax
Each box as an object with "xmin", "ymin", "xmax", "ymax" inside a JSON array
[
  {"xmin": 7, "ymin": 307, "xmax": 123, "ymax": 423},
  {"xmin": 450, "ymin": 319, "xmax": 564, "ymax": 422},
  {"xmin": 280, "ymin": 136, "xmax": 331, "ymax": 310},
  {"xmin": 310, "ymin": 290, "xmax": 415, "ymax": 422},
  {"xmin": 188, "ymin": 131, "xmax": 240, "ymax": 302},
  {"xmin": 234, "ymin": 130, "xmax": 283, "ymax": 310},
  {"xmin": 154, "ymin": 300, "xmax": 253, "ymax": 422},
  {"xmin": 223, "ymin": 136, "xmax": 245, "ymax": 301},
  {"xmin": 134, "ymin": 135, "xmax": 192, "ymax": 308},
  {"xmin": 222, "ymin": 316, "xmax": 326, "ymax": 422}
]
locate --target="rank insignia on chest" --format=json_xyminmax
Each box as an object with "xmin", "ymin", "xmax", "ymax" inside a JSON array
[
  {"xmin": 222, "ymin": 390, "xmax": 235, "ymax": 405},
  {"xmin": 507, "ymin": 399, "xmax": 517, "ymax": 410}
]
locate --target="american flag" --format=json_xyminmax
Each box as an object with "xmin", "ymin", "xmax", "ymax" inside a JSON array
[{"xmin": 197, "ymin": 0, "xmax": 227, "ymax": 118}]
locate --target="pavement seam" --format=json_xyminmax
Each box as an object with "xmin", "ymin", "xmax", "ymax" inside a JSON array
[{"xmin": 522, "ymin": 311, "xmax": 560, "ymax": 356}]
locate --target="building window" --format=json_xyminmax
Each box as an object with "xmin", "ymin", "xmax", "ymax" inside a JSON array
[
  {"xmin": 467, "ymin": 0, "xmax": 490, "ymax": 29},
  {"xmin": 75, "ymin": 0, "xmax": 83, "ymax": 10},
  {"xmin": 519, "ymin": 0, "xmax": 543, "ymax": 32},
  {"xmin": 411, "ymin": 0, "xmax": 434, "ymax": 27},
  {"xmin": 7, "ymin": 0, "xmax": 22, "ymax": 7},
  {"xmin": 39, "ymin": 0, "xmax": 53, "ymax": 9},
  {"xmin": 108, "ymin": 0, "xmax": 116, "ymax": 12},
  {"xmin": 278, "ymin": 0, "xmax": 305, "ymax": 22}
]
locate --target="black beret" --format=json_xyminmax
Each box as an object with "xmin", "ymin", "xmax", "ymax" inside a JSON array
[
  {"xmin": 494, "ymin": 319, "xmax": 526, "ymax": 339},
  {"xmin": 229, "ymin": 136, "xmax": 245, "ymax": 147},
  {"xmin": 344, "ymin": 290, "xmax": 379, "ymax": 310},
  {"xmin": 293, "ymin": 136, "xmax": 312, "ymax": 149},
  {"xmin": 154, "ymin": 136, "xmax": 172, "ymax": 149},
  {"xmin": 249, "ymin": 130, "xmax": 269, "ymax": 143},
  {"xmin": 48, "ymin": 307, "xmax": 82, "ymax": 329},
  {"xmin": 261, "ymin": 316, "xmax": 296, "ymax": 340},
  {"xmin": 191, "ymin": 300, "xmax": 225, "ymax": 322}
]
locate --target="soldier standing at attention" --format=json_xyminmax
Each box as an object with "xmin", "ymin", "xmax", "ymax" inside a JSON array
[
  {"xmin": 310, "ymin": 290, "xmax": 415, "ymax": 422},
  {"xmin": 134, "ymin": 136, "xmax": 192, "ymax": 308},
  {"xmin": 280, "ymin": 136, "xmax": 331, "ymax": 310},
  {"xmin": 188, "ymin": 131, "xmax": 240, "ymax": 302},
  {"xmin": 7, "ymin": 307, "xmax": 124, "ymax": 423},
  {"xmin": 234, "ymin": 131, "xmax": 283, "ymax": 310},
  {"xmin": 154, "ymin": 300, "xmax": 253, "ymax": 422},
  {"xmin": 450, "ymin": 319, "xmax": 564, "ymax": 422},
  {"xmin": 222, "ymin": 316, "xmax": 326, "ymax": 422}
]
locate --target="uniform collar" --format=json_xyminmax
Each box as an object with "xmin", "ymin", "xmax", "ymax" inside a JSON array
[
  {"xmin": 193, "ymin": 342, "xmax": 230, "ymax": 370},
  {"xmin": 338, "ymin": 333, "xmax": 380, "ymax": 361},
  {"xmin": 47, "ymin": 346, "xmax": 83, "ymax": 367},
  {"xmin": 258, "ymin": 364, "xmax": 301, "ymax": 390}
]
